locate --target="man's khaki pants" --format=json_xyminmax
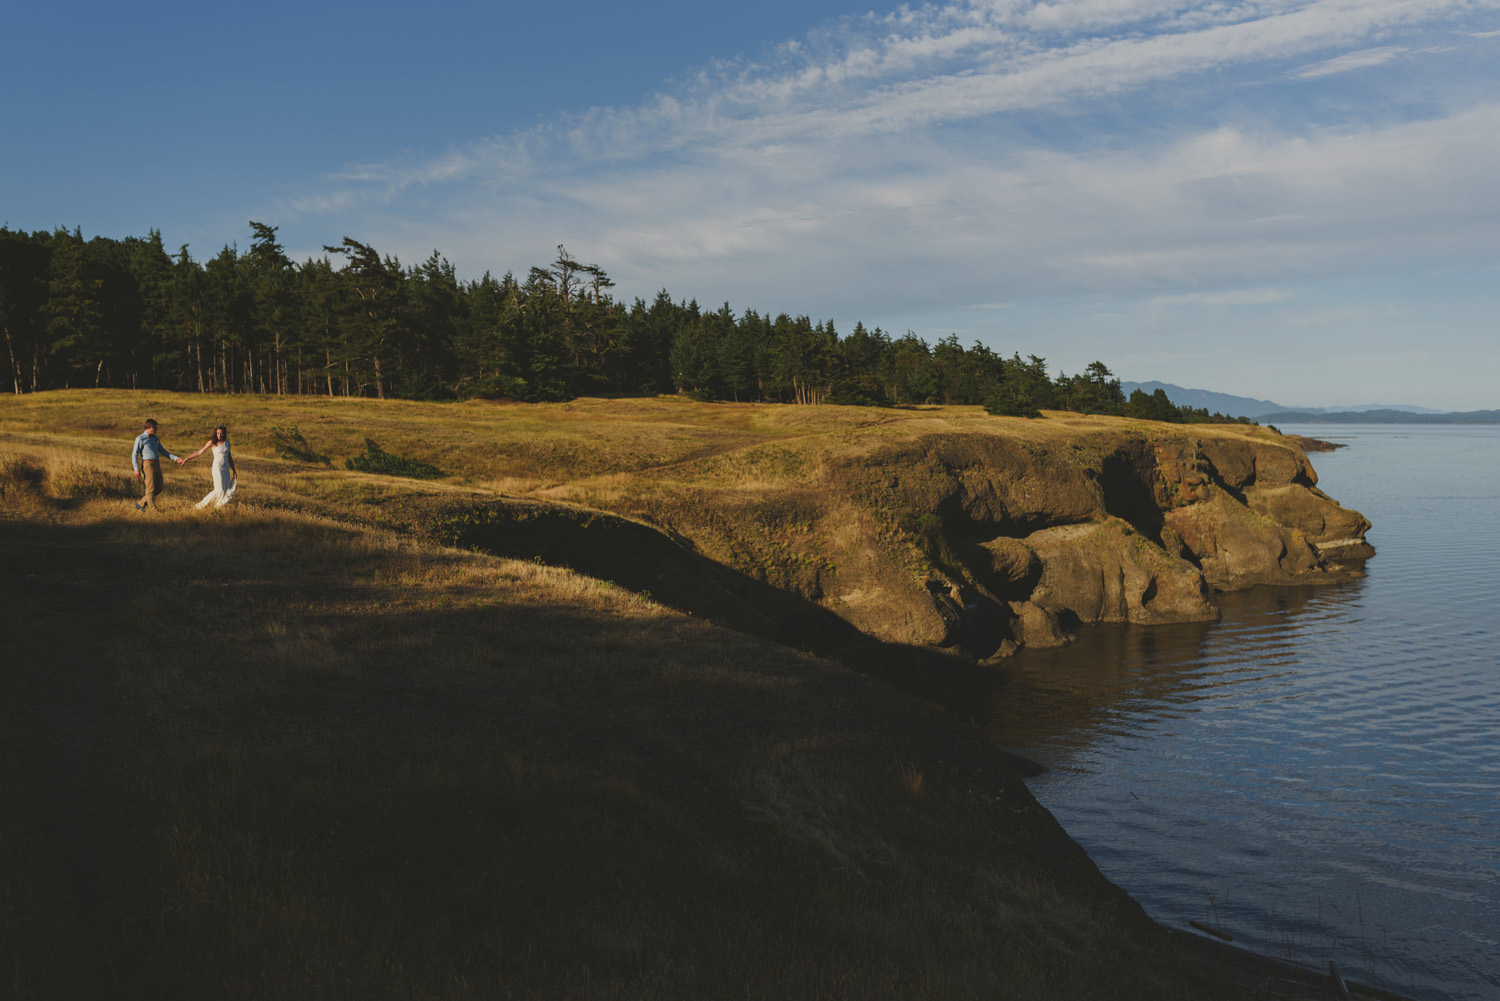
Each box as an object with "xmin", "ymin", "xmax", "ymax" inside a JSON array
[{"xmin": 141, "ymin": 459, "xmax": 163, "ymax": 510}]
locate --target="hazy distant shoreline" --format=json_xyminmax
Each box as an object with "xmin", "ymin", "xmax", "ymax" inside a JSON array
[{"xmin": 1262, "ymin": 409, "xmax": 1500, "ymax": 424}]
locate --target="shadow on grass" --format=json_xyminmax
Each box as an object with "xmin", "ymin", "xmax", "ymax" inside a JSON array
[
  {"xmin": 0, "ymin": 514, "xmax": 1235, "ymax": 1000},
  {"xmin": 426, "ymin": 497, "xmax": 988, "ymax": 687}
]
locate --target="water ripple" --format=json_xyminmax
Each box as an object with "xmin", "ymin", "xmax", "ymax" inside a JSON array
[{"xmin": 981, "ymin": 426, "xmax": 1500, "ymax": 1001}]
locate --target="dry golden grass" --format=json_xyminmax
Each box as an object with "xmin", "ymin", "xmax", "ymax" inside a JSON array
[
  {"xmin": 1, "ymin": 392, "xmax": 1268, "ymax": 999},
  {"xmin": 0, "ymin": 388, "xmax": 1284, "ymax": 490},
  {"xmin": 3, "ymin": 390, "xmax": 1291, "ymax": 624}
]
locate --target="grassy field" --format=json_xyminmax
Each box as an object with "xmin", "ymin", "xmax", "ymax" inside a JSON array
[
  {"xmin": 0, "ymin": 387, "xmax": 1330, "ymax": 651},
  {"xmin": 2, "ymin": 391, "xmax": 1282, "ymax": 999},
  {"xmin": 0, "ymin": 386, "xmax": 1296, "ymax": 528}
]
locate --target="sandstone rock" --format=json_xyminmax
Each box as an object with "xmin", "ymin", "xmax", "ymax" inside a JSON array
[
  {"xmin": 1198, "ymin": 437, "xmax": 1256, "ymax": 491},
  {"xmin": 1150, "ymin": 440, "xmax": 1215, "ymax": 508},
  {"xmin": 974, "ymin": 536, "xmax": 1041, "ymax": 600},
  {"xmin": 1024, "ymin": 520, "xmax": 1219, "ymax": 626},
  {"xmin": 835, "ymin": 583, "xmax": 957, "ymax": 649},
  {"xmin": 1248, "ymin": 484, "xmax": 1372, "ymax": 546},
  {"xmin": 1198, "ymin": 436, "xmax": 1314, "ymax": 490},
  {"xmin": 1007, "ymin": 600, "xmax": 1074, "ymax": 648},
  {"xmin": 1164, "ymin": 494, "xmax": 1322, "ymax": 588},
  {"xmin": 1248, "ymin": 439, "xmax": 1315, "ymax": 487}
]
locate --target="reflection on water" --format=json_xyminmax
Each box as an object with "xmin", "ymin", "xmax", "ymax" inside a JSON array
[
  {"xmin": 939, "ymin": 584, "xmax": 1365, "ymax": 758},
  {"xmin": 947, "ymin": 427, "xmax": 1500, "ymax": 1001}
]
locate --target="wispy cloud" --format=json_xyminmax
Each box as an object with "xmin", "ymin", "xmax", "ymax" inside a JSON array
[
  {"xmin": 1291, "ymin": 45, "xmax": 1406, "ymax": 77},
  {"xmin": 1149, "ymin": 288, "xmax": 1293, "ymax": 306},
  {"xmin": 295, "ymin": 0, "xmax": 1496, "ymax": 204},
  {"xmin": 273, "ymin": 0, "xmax": 1500, "ymax": 407}
]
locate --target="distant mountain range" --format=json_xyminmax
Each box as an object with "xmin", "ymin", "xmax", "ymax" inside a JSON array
[
  {"xmin": 1120, "ymin": 382, "xmax": 1286, "ymax": 418},
  {"xmin": 1118, "ymin": 382, "xmax": 1489, "ymax": 422}
]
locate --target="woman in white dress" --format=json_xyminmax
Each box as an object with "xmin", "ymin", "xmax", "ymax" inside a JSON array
[{"xmin": 181, "ymin": 425, "xmax": 238, "ymax": 509}]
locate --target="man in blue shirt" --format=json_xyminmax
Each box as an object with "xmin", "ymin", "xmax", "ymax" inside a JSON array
[{"xmin": 131, "ymin": 418, "xmax": 182, "ymax": 511}]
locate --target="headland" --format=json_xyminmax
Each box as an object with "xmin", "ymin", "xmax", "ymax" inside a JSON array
[{"xmin": 0, "ymin": 390, "xmax": 1381, "ymax": 999}]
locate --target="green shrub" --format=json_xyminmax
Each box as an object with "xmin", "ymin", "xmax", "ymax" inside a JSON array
[{"xmin": 463, "ymin": 374, "xmax": 530, "ymax": 401}]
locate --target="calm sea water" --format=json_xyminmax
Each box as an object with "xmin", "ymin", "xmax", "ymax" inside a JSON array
[{"xmin": 956, "ymin": 425, "xmax": 1500, "ymax": 1001}]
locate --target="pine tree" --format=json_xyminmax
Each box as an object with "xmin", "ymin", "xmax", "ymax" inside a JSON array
[
  {"xmin": 246, "ymin": 222, "xmax": 297, "ymax": 394},
  {"xmin": 0, "ymin": 227, "xmax": 51, "ymax": 393},
  {"xmin": 323, "ymin": 238, "xmax": 405, "ymax": 398},
  {"xmin": 43, "ymin": 228, "xmax": 107, "ymax": 388}
]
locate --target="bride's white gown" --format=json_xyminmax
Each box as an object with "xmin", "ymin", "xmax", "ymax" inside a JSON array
[{"xmin": 195, "ymin": 442, "xmax": 237, "ymax": 509}]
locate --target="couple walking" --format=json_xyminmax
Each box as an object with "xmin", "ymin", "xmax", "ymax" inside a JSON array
[{"xmin": 131, "ymin": 419, "xmax": 238, "ymax": 512}]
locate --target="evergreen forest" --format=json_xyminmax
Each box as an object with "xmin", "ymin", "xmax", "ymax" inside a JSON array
[{"xmin": 0, "ymin": 223, "xmax": 1248, "ymax": 423}]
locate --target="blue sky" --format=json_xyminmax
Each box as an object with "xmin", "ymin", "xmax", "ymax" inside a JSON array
[{"xmin": 6, "ymin": 0, "xmax": 1499, "ymax": 409}]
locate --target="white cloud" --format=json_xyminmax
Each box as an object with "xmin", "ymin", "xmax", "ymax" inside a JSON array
[
  {"xmin": 324, "ymin": 99, "xmax": 1498, "ymax": 326},
  {"xmin": 1291, "ymin": 45, "xmax": 1406, "ymax": 77}
]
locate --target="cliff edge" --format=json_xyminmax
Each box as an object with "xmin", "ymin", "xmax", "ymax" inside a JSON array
[{"xmin": 438, "ymin": 402, "xmax": 1374, "ymax": 660}]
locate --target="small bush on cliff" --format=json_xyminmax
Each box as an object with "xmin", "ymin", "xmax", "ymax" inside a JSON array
[
  {"xmin": 345, "ymin": 438, "xmax": 445, "ymax": 480},
  {"xmin": 898, "ymin": 512, "xmax": 962, "ymax": 569}
]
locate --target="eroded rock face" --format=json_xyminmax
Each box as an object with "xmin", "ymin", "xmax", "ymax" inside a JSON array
[
  {"xmin": 1165, "ymin": 494, "xmax": 1317, "ymax": 587},
  {"xmin": 819, "ymin": 424, "xmax": 1371, "ymax": 657},
  {"xmin": 1248, "ymin": 485, "xmax": 1375, "ymax": 557},
  {"xmin": 1199, "ymin": 436, "xmax": 1316, "ymax": 491},
  {"xmin": 976, "ymin": 536, "xmax": 1042, "ymax": 600},
  {"xmin": 1025, "ymin": 520, "xmax": 1219, "ymax": 627},
  {"xmin": 1007, "ymin": 600, "xmax": 1073, "ymax": 649}
]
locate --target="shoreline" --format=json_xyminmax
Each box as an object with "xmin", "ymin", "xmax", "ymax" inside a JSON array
[
  {"xmin": 1168, "ymin": 929, "xmax": 1418, "ymax": 1001},
  {"xmin": 982, "ymin": 588, "xmax": 1434, "ymax": 1001}
]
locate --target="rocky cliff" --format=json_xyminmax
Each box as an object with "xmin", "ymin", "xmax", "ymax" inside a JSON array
[{"xmin": 813, "ymin": 423, "xmax": 1372, "ymax": 657}]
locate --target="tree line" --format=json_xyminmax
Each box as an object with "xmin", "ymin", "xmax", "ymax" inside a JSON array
[{"xmin": 0, "ymin": 222, "xmax": 1249, "ymax": 423}]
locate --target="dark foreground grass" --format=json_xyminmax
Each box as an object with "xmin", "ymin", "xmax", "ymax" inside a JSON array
[{"xmin": 0, "ymin": 451, "xmax": 1249, "ymax": 999}]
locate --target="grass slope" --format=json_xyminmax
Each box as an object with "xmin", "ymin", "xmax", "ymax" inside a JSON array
[{"xmin": 3, "ymin": 391, "xmax": 1261, "ymax": 999}]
